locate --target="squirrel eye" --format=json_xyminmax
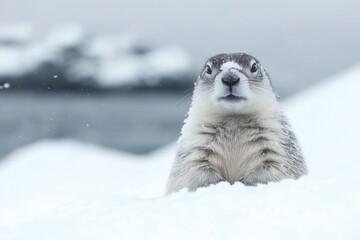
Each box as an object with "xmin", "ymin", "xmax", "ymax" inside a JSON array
[
  {"xmin": 250, "ymin": 63, "xmax": 258, "ymax": 73},
  {"xmin": 205, "ymin": 65, "xmax": 212, "ymax": 75}
]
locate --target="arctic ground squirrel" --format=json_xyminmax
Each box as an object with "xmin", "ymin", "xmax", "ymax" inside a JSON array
[{"xmin": 166, "ymin": 53, "xmax": 307, "ymax": 194}]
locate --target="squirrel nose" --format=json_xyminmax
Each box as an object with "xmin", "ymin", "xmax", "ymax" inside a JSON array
[{"xmin": 222, "ymin": 73, "xmax": 240, "ymax": 86}]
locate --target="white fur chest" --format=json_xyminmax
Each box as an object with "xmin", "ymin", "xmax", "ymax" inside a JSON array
[{"xmin": 180, "ymin": 114, "xmax": 286, "ymax": 184}]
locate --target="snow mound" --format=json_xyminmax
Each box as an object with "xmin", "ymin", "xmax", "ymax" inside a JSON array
[{"xmin": 1, "ymin": 66, "xmax": 360, "ymax": 239}]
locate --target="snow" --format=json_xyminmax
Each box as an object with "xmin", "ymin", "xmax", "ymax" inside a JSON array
[
  {"xmin": 1, "ymin": 65, "xmax": 360, "ymax": 239},
  {"xmin": 0, "ymin": 45, "xmax": 32, "ymax": 76},
  {"xmin": 44, "ymin": 25, "xmax": 85, "ymax": 51},
  {"xmin": 88, "ymin": 46, "xmax": 191, "ymax": 87},
  {"xmin": 0, "ymin": 83, "xmax": 10, "ymax": 89}
]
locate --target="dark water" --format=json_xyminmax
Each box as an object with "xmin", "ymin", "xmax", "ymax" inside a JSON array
[{"xmin": 0, "ymin": 91, "xmax": 190, "ymax": 159}]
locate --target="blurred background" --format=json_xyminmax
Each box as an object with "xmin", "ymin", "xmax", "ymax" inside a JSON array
[{"xmin": 1, "ymin": 0, "xmax": 360, "ymax": 159}]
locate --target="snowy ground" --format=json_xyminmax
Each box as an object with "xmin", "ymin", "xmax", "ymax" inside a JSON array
[{"xmin": 1, "ymin": 65, "xmax": 360, "ymax": 239}]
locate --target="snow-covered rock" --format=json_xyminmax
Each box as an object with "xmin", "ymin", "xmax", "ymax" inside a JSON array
[
  {"xmin": 1, "ymin": 65, "xmax": 360, "ymax": 239},
  {"xmin": 0, "ymin": 24, "xmax": 193, "ymax": 90}
]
